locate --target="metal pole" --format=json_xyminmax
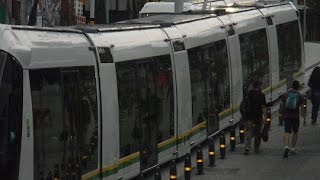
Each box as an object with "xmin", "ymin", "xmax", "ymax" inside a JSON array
[
  {"xmin": 174, "ymin": 0, "xmax": 183, "ymax": 13},
  {"xmin": 303, "ymin": 0, "xmax": 307, "ymax": 41},
  {"xmin": 76, "ymin": 0, "xmax": 79, "ymax": 15},
  {"xmin": 105, "ymin": 0, "xmax": 109, "ymax": 23},
  {"xmin": 202, "ymin": 0, "xmax": 208, "ymax": 11},
  {"xmin": 20, "ymin": 0, "xmax": 26, "ymax": 24},
  {"xmin": 90, "ymin": 0, "xmax": 95, "ymax": 25}
]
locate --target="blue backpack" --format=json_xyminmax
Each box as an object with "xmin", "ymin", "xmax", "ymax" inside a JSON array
[{"xmin": 285, "ymin": 91, "xmax": 300, "ymax": 110}]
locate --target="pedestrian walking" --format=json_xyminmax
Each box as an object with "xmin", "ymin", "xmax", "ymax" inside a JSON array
[
  {"xmin": 282, "ymin": 80, "xmax": 306, "ymax": 158},
  {"xmin": 308, "ymin": 66, "xmax": 320, "ymax": 125},
  {"xmin": 242, "ymin": 81, "xmax": 267, "ymax": 155}
]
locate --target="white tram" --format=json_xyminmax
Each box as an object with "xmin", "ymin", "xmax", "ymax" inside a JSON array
[
  {"xmin": 0, "ymin": 1, "xmax": 304, "ymax": 180},
  {"xmin": 139, "ymin": 0, "xmax": 230, "ymax": 18}
]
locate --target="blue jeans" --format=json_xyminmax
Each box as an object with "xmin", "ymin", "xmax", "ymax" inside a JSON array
[{"xmin": 311, "ymin": 90, "xmax": 320, "ymax": 123}]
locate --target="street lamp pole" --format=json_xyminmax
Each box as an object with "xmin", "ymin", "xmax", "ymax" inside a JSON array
[
  {"xmin": 90, "ymin": 0, "xmax": 95, "ymax": 25},
  {"xmin": 174, "ymin": 0, "xmax": 183, "ymax": 13},
  {"xmin": 105, "ymin": 0, "xmax": 109, "ymax": 24},
  {"xmin": 203, "ymin": 0, "xmax": 208, "ymax": 11}
]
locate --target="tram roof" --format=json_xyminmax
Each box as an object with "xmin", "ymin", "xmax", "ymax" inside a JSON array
[
  {"xmin": 94, "ymin": 0, "xmax": 292, "ymax": 31},
  {"xmin": 0, "ymin": 24, "xmax": 95, "ymax": 69},
  {"xmin": 71, "ymin": 14, "xmax": 216, "ymax": 33},
  {"xmin": 120, "ymin": 14, "xmax": 216, "ymax": 27},
  {"xmin": 0, "ymin": 1, "xmax": 296, "ymax": 69}
]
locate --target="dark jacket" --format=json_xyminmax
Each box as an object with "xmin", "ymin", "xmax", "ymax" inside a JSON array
[
  {"xmin": 308, "ymin": 67, "xmax": 320, "ymax": 91},
  {"xmin": 247, "ymin": 89, "xmax": 266, "ymax": 122}
]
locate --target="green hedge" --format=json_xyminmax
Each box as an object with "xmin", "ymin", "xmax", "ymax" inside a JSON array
[{"xmin": 0, "ymin": 6, "xmax": 5, "ymax": 23}]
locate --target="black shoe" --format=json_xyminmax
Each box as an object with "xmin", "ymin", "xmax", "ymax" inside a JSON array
[
  {"xmin": 244, "ymin": 148, "xmax": 249, "ymax": 155},
  {"xmin": 283, "ymin": 148, "xmax": 289, "ymax": 158},
  {"xmin": 303, "ymin": 121, "xmax": 306, "ymax": 126},
  {"xmin": 254, "ymin": 148, "xmax": 260, "ymax": 154}
]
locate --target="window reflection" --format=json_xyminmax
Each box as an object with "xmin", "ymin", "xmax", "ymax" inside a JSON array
[
  {"xmin": 0, "ymin": 52, "xmax": 22, "ymax": 180},
  {"xmin": 116, "ymin": 55, "xmax": 174, "ymax": 159},
  {"xmin": 31, "ymin": 67, "xmax": 98, "ymax": 180},
  {"xmin": 277, "ymin": 21, "xmax": 302, "ymax": 80},
  {"xmin": 188, "ymin": 40, "xmax": 230, "ymax": 130},
  {"xmin": 240, "ymin": 29, "xmax": 270, "ymax": 94}
]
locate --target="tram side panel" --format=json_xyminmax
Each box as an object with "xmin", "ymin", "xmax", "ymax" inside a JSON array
[
  {"xmin": 226, "ymin": 34, "xmax": 242, "ymax": 127},
  {"xmin": 6, "ymin": 29, "xmax": 101, "ymax": 180},
  {"xmin": 171, "ymin": 50, "xmax": 192, "ymax": 159},
  {"xmin": 162, "ymin": 26, "xmax": 193, "ymax": 158},
  {"xmin": 260, "ymin": 4, "xmax": 304, "ymax": 95},
  {"xmin": 216, "ymin": 15, "xmax": 242, "ymax": 128},
  {"xmin": 142, "ymin": 29, "xmax": 179, "ymax": 165},
  {"xmin": 0, "ymin": 47, "xmax": 32, "ymax": 179},
  {"xmin": 90, "ymin": 29, "xmax": 175, "ymax": 179},
  {"xmin": 99, "ymin": 63, "xmax": 121, "ymax": 180},
  {"xmin": 175, "ymin": 17, "xmax": 232, "ymax": 144},
  {"xmin": 226, "ymin": 9, "xmax": 272, "ymax": 108},
  {"xmin": 20, "ymin": 71, "xmax": 34, "ymax": 180},
  {"xmin": 264, "ymin": 21, "xmax": 281, "ymax": 101}
]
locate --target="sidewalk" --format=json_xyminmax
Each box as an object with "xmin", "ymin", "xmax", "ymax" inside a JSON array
[
  {"xmin": 142, "ymin": 101, "xmax": 320, "ymax": 180},
  {"xmin": 189, "ymin": 100, "xmax": 320, "ymax": 180}
]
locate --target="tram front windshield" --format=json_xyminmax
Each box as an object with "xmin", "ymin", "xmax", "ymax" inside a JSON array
[{"xmin": 0, "ymin": 51, "xmax": 22, "ymax": 180}]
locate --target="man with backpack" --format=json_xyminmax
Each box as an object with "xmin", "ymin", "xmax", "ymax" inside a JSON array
[
  {"xmin": 241, "ymin": 81, "xmax": 267, "ymax": 155},
  {"xmin": 282, "ymin": 80, "xmax": 306, "ymax": 158}
]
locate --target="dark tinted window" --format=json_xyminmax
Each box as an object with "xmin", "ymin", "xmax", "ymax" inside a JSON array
[
  {"xmin": 30, "ymin": 67, "xmax": 98, "ymax": 180},
  {"xmin": 188, "ymin": 40, "xmax": 230, "ymax": 130},
  {"xmin": 116, "ymin": 55, "xmax": 174, "ymax": 158},
  {"xmin": 277, "ymin": 21, "xmax": 302, "ymax": 80},
  {"xmin": 0, "ymin": 51, "xmax": 23, "ymax": 180},
  {"xmin": 240, "ymin": 28, "xmax": 270, "ymax": 94}
]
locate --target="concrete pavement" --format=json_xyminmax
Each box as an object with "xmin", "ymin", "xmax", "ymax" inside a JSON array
[
  {"xmin": 189, "ymin": 100, "xmax": 320, "ymax": 180},
  {"xmin": 142, "ymin": 101, "xmax": 320, "ymax": 180}
]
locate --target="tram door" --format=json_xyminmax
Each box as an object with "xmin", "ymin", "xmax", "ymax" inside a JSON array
[{"xmin": 136, "ymin": 61, "xmax": 158, "ymax": 171}]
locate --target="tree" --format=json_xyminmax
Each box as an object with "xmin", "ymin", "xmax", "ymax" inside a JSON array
[
  {"xmin": 28, "ymin": 0, "xmax": 39, "ymax": 26},
  {"xmin": 12, "ymin": 0, "xmax": 21, "ymax": 24},
  {"xmin": 60, "ymin": 0, "xmax": 76, "ymax": 26},
  {"xmin": 0, "ymin": 0, "xmax": 6, "ymax": 23}
]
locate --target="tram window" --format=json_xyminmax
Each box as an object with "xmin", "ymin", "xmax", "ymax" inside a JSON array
[
  {"xmin": 30, "ymin": 67, "xmax": 98, "ymax": 180},
  {"xmin": 188, "ymin": 39, "xmax": 230, "ymax": 127},
  {"xmin": 155, "ymin": 56, "xmax": 174, "ymax": 143},
  {"xmin": 98, "ymin": 47, "xmax": 113, "ymax": 63},
  {"xmin": 116, "ymin": 62, "xmax": 141, "ymax": 158},
  {"xmin": 239, "ymin": 28, "xmax": 270, "ymax": 94},
  {"xmin": 0, "ymin": 52, "xmax": 23, "ymax": 180},
  {"xmin": 116, "ymin": 55, "xmax": 174, "ymax": 158},
  {"xmin": 206, "ymin": 40, "xmax": 230, "ymax": 113},
  {"xmin": 276, "ymin": 20, "xmax": 302, "ymax": 80},
  {"xmin": 188, "ymin": 47, "xmax": 205, "ymax": 126}
]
